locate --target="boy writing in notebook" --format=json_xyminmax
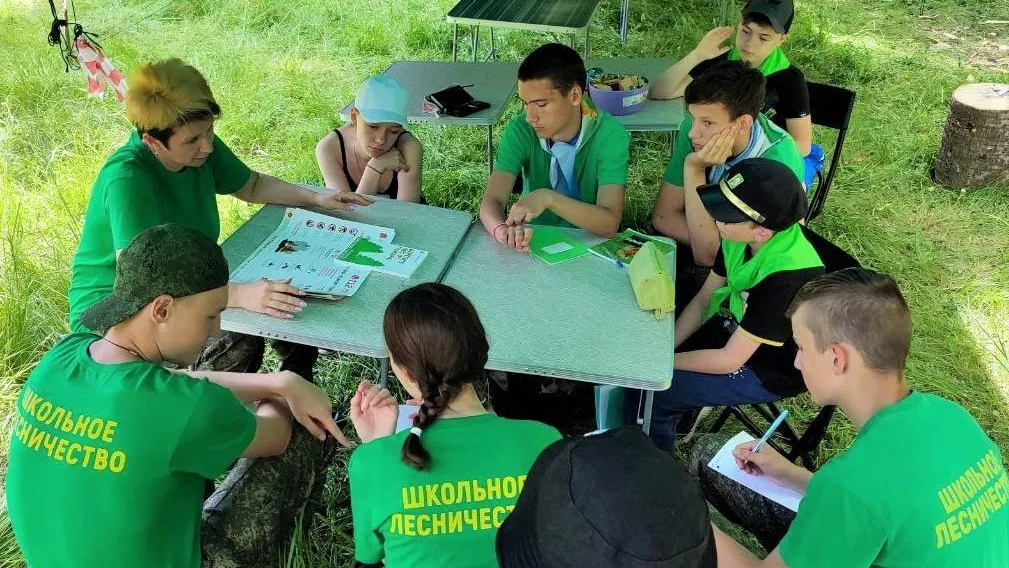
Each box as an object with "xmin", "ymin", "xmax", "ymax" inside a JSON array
[
  {"xmin": 479, "ymin": 43, "xmax": 631, "ymax": 251},
  {"xmin": 696, "ymin": 268, "xmax": 1009, "ymax": 567},
  {"xmin": 651, "ymin": 61, "xmax": 804, "ymax": 268}
]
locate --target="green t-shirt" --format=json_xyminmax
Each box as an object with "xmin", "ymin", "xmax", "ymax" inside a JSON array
[
  {"xmin": 4, "ymin": 333, "xmax": 256, "ymax": 568},
  {"xmin": 349, "ymin": 414, "xmax": 561, "ymax": 567},
  {"xmin": 662, "ymin": 113, "xmax": 804, "ymax": 187},
  {"xmin": 68, "ymin": 131, "xmax": 251, "ymax": 331},
  {"xmin": 779, "ymin": 391, "xmax": 1009, "ymax": 568},
  {"xmin": 493, "ymin": 106, "xmax": 630, "ymax": 228}
]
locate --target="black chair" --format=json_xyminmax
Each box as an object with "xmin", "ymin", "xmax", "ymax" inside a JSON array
[
  {"xmin": 707, "ymin": 226, "xmax": 860, "ymax": 470},
  {"xmin": 805, "ymin": 82, "xmax": 856, "ymax": 222}
]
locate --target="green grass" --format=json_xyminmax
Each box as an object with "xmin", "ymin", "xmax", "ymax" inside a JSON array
[{"xmin": 2, "ymin": 0, "xmax": 1009, "ymax": 565}]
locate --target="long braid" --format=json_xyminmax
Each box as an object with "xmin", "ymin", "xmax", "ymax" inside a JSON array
[{"xmin": 401, "ymin": 374, "xmax": 462, "ymax": 470}]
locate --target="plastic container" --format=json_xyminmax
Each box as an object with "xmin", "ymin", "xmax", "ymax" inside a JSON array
[{"xmin": 589, "ymin": 76, "xmax": 650, "ymax": 116}]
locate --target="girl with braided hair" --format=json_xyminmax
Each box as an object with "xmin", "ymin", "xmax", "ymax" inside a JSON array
[{"xmin": 348, "ymin": 283, "xmax": 560, "ymax": 568}]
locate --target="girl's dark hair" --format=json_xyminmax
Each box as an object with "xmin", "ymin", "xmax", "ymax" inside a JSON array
[{"xmin": 383, "ymin": 283, "xmax": 489, "ymax": 470}]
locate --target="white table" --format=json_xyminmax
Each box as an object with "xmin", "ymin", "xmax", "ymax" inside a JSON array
[
  {"xmin": 442, "ymin": 226, "xmax": 675, "ymax": 431},
  {"xmin": 219, "ymin": 199, "xmax": 474, "ymax": 379},
  {"xmin": 340, "ymin": 61, "xmax": 519, "ymax": 173}
]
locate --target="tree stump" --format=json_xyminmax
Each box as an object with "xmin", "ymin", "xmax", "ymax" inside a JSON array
[{"xmin": 934, "ymin": 83, "xmax": 1009, "ymax": 189}]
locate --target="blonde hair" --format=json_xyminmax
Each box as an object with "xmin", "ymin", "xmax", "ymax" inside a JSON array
[{"xmin": 125, "ymin": 59, "xmax": 220, "ymax": 134}]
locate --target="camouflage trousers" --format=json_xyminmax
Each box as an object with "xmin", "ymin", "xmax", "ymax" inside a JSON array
[
  {"xmin": 192, "ymin": 331, "xmax": 333, "ymax": 567},
  {"xmin": 688, "ymin": 433, "xmax": 797, "ymax": 552}
]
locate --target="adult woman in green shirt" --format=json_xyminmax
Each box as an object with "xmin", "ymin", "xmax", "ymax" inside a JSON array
[
  {"xmin": 348, "ymin": 283, "xmax": 561, "ymax": 568},
  {"xmin": 68, "ymin": 59, "xmax": 370, "ymax": 379}
]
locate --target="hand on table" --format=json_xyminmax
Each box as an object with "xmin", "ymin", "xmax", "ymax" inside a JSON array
[
  {"xmin": 686, "ymin": 122, "xmax": 740, "ymax": 169},
  {"xmin": 313, "ymin": 190, "xmax": 374, "ymax": 211},
  {"xmin": 691, "ymin": 26, "xmax": 734, "ymax": 61},
  {"xmin": 236, "ymin": 279, "xmax": 307, "ymax": 319},
  {"xmin": 369, "ymin": 149, "xmax": 409, "ymax": 174},
  {"xmin": 350, "ymin": 380, "xmax": 399, "ymax": 444},
  {"xmin": 276, "ymin": 370, "xmax": 353, "ymax": 447},
  {"xmin": 507, "ymin": 188, "xmax": 554, "ymax": 226},
  {"xmin": 492, "ymin": 223, "xmax": 533, "ymax": 253}
]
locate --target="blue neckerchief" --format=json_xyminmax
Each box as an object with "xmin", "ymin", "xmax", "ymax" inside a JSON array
[{"xmin": 549, "ymin": 131, "xmax": 580, "ymax": 199}]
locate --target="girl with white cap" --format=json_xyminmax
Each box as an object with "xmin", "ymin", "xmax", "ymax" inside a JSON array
[{"xmin": 316, "ymin": 76, "xmax": 425, "ymax": 203}]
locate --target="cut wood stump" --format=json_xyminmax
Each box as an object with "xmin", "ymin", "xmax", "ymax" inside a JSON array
[{"xmin": 934, "ymin": 83, "xmax": 1009, "ymax": 189}]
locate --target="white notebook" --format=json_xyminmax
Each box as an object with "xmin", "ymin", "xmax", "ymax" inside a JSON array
[{"xmin": 707, "ymin": 431, "xmax": 805, "ymax": 512}]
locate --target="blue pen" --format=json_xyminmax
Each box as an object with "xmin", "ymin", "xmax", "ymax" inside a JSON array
[{"xmin": 751, "ymin": 409, "xmax": 788, "ymax": 454}]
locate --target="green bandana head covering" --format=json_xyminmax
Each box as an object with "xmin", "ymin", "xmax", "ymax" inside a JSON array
[
  {"xmin": 728, "ymin": 46, "xmax": 791, "ymax": 76},
  {"xmin": 79, "ymin": 224, "xmax": 229, "ymax": 333},
  {"xmin": 702, "ymin": 224, "xmax": 823, "ymax": 323}
]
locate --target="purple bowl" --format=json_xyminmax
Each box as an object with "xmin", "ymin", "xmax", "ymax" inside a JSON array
[{"xmin": 589, "ymin": 77, "xmax": 650, "ymax": 116}]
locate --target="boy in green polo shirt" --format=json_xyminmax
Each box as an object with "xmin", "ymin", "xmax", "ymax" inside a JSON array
[
  {"xmin": 652, "ymin": 0, "xmax": 813, "ymax": 160},
  {"xmin": 479, "ymin": 43, "xmax": 630, "ymax": 251},
  {"xmin": 651, "ymin": 61, "xmax": 803, "ymax": 268},
  {"xmin": 630, "ymin": 158, "xmax": 823, "ymax": 450},
  {"xmin": 699, "ymin": 268, "xmax": 1009, "ymax": 567},
  {"xmin": 6, "ymin": 224, "xmax": 348, "ymax": 568}
]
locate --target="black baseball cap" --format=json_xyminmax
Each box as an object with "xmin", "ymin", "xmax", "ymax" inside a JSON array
[
  {"xmin": 79, "ymin": 224, "xmax": 230, "ymax": 333},
  {"xmin": 742, "ymin": 0, "xmax": 794, "ymax": 33},
  {"xmin": 697, "ymin": 157, "xmax": 807, "ymax": 231},
  {"xmin": 496, "ymin": 427, "xmax": 717, "ymax": 568}
]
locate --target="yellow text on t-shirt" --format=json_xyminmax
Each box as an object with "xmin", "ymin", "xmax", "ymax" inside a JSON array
[
  {"xmin": 10, "ymin": 386, "xmax": 127, "ymax": 474},
  {"xmin": 934, "ymin": 450, "xmax": 1008, "ymax": 548},
  {"xmin": 390, "ymin": 475, "xmax": 528, "ymax": 537}
]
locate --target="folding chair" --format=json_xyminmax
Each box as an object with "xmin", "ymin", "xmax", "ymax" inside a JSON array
[
  {"xmin": 805, "ymin": 82, "xmax": 856, "ymax": 221},
  {"xmin": 707, "ymin": 226, "xmax": 860, "ymax": 470}
]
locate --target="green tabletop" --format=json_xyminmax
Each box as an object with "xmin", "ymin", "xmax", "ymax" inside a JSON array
[
  {"xmin": 340, "ymin": 61, "xmax": 519, "ymax": 126},
  {"xmin": 585, "ymin": 58, "xmax": 686, "ymax": 132},
  {"xmin": 219, "ymin": 198, "xmax": 473, "ymax": 357},
  {"xmin": 447, "ymin": 0, "xmax": 601, "ymax": 33},
  {"xmin": 442, "ymin": 226, "xmax": 674, "ymax": 390}
]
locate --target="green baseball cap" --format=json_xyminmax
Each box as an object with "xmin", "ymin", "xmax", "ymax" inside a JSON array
[{"xmin": 80, "ymin": 224, "xmax": 230, "ymax": 333}]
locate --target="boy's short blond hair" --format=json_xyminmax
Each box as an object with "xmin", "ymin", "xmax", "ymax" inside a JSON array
[{"xmin": 125, "ymin": 59, "xmax": 220, "ymax": 132}]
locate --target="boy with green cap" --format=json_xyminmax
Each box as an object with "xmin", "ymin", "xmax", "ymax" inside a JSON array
[
  {"xmin": 694, "ymin": 268, "xmax": 1009, "ymax": 567},
  {"xmin": 6, "ymin": 224, "xmax": 349, "ymax": 568},
  {"xmin": 630, "ymin": 158, "xmax": 823, "ymax": 450},
  {"xmin": 479, "ymin": 43, "xmax": 630, "ymax": 251},
  {"xmin": 652, "ymin": 0, "xmax": 813, "ymax": 160}
]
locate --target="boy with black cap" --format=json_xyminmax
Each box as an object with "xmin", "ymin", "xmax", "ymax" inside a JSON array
[
  {"xmin": 632, "ymin": 158, "xmax": 823, "ymax": 450},
  {"xmin": 6, "ymin": 224, "xmax": 348, "ymax": 568},
  {"xmin": 496, "ymin": 427, "xmax": 718, "ymax": 567},
  {"xmin": 693, "ymin": 269, "xmax": 1009, "ymax": 567},
  {"xmin": 652, "ymin": 0, "xmax": 813, "ymax": 160}
]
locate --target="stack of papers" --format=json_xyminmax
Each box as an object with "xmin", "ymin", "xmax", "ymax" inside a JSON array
[{"xmin": 230, "ymin": 208, "xmax": 428, "ymax": 298}]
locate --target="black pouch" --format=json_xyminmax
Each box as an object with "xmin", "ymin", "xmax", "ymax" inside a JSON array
[{"xmin": 424, "ymin": 84, "xmax": 490, "ymax": 117}]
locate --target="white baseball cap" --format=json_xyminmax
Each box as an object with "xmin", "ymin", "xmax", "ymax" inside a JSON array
[{"xmin": 354, "ymin": 75, "xmax": 409, "ymax": 128}]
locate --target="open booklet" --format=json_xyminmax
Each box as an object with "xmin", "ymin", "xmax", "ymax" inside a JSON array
[
  {"xmin": 707, "ymin": 431, "xmax": 804, "ymax": 512},
  {"xmin": 230, "ymin": 208, "xmax": 428, "ymax": 298},
  {"xmin": 588, "ymin": 229, "xmax": 675, "ymax": 266}
]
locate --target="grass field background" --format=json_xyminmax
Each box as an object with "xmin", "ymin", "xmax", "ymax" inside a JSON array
[{"xmin": 1, "ymin": 0, "xmax": 1008, "ymax": 565}]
